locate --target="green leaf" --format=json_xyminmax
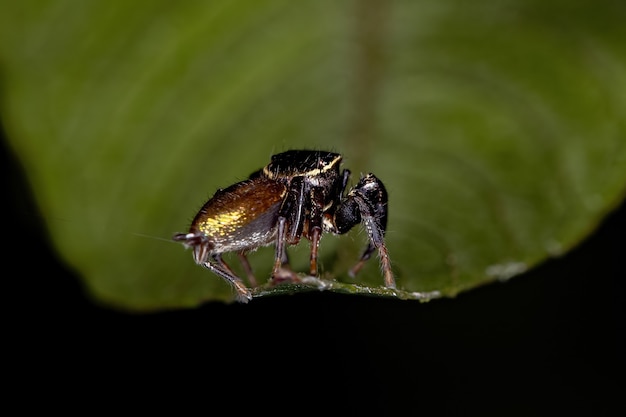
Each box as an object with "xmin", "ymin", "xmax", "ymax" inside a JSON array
[{"xmin": 1, "ymin": 0, "xmax": 625, "ymax": 310}]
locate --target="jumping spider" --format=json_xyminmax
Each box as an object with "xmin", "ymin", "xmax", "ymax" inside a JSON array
[{"xmin": 174, "ymin": 150, "xmax": 394, "ymax": 302}]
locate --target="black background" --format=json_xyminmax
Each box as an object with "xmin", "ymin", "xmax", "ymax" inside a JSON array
[{"xmin": 4, "ymin": 125, "xmax": 624, "ymax": 415}]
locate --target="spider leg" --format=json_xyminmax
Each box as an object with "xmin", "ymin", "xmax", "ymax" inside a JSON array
[
  {"xmin": 348, "ymin": 242, "xmax": 376, "ymax": 277},
  {"xmin": 270, "ymin": 218, "xmax": 299, "ymax": 284},
  {"xmin": 271, "ymin": 195, "xmax": 302, "ymax": 283},
  {"xmin": 334, "ymin": 173, "xmax": 395, "ymax": 288},
  {"xmin": 284, "ymin": 176, "xmax": 307, "ymax": 245},
  {"xmin": 272, "ymin": 217, "xmax": 288, "ymax": 274},
  {"xmin": 174, "ymin": 232, "xmax": 252, "ymax": 301},
  {"xmin": 237, "ymin": 251, "xmax": 258, "ymax": 287},
  {"xmin": 202, "ymin": 256, "xmax": 252, "ymax": 302},
  {"xmin": 338, "ymin": 169, "xmax": 351, "ymax": 199},
  {"xmin": 308, "ymin": 186, "xmax": 326, "ymax": 276}
]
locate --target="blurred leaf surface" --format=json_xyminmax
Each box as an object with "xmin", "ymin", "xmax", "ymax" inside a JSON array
[{"xmin": 0, "ymin": 0, "xmax": 625, "ymax": 309}]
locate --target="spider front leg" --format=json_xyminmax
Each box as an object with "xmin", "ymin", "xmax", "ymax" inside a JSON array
[{"xmin": 333, "ymin": 173, "xmax": 395, "ymax": 288}]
